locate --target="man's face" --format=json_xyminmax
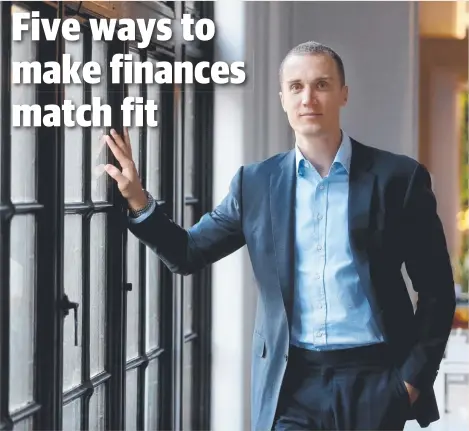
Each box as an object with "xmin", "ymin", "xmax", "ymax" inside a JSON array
[{"xmin": 279, "ymin": 53, "xmax": 348, "ymax": 138}]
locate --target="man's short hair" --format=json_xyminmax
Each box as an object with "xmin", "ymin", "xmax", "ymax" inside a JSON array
[{"xmin": 279, "ymin": 41, "xmax": 346, "ymax": 87}]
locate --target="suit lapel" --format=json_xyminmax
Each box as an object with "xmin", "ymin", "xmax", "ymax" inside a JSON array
[
  {"xmin": 348, "ymin": 141, "xmax": 374, "ymax": 254},
  {"xmin": 348, "ymin": 140, "xmax": 382, "ymax": 311},
  {"xmin": 270, "ymin": 150, "xmax": 296, "ymax": 319}
]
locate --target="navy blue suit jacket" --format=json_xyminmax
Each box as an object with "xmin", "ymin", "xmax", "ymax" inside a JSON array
[{"xmin": 129, "ymin": 139, "xmax": 456, "ymax": 429}]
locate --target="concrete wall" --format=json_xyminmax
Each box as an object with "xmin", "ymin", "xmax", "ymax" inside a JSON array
[
  {"xmin": 211, "ymin": 2, "xmax": 420, "ymax": 430},
  {"xmin": 291, "ymin": 1, "xmax": 419, "ymax": 157}
]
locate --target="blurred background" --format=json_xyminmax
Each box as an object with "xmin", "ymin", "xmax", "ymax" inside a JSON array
[{"xmin": 0, "ymin": 1, "xmax": 468, "ymax": 430}]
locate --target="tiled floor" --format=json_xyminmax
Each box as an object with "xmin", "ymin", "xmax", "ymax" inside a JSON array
[{"xmin": 405, "ymin": 379, "xmax": 469, "ymax": 431}]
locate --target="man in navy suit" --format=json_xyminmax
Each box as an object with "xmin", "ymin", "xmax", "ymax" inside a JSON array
[{"xmin": 104, "ymin": 41, "xmax": 456, "ymax": 430}]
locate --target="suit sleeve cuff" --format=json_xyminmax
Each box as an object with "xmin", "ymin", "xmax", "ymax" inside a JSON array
[
  {"xmin": 399, "ymin": 348, "xmax": 436, "ymax": 391},
  {"xmin": 128, "ymin": 198, "xmax": 157, "ymax": 224}
]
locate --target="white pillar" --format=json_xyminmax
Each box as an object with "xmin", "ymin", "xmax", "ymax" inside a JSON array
[
  {"xmin": 211, "ymin": 1, "xmax": 247, "ymax": 429},
  {"xmin": 211, "ymin": 2, "xmax": 293, "ymax": 430}
]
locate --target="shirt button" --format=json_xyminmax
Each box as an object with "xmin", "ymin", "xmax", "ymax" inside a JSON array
[
  {"xmin": 317, "ymin": 214, "xmax": 323, "ymax": 220},
  {"xmin": 319, "ymin": 185, "xmax": 325, "ymax": 190},
  {"xmin": 284, "ymin": 354, "xmax": 288, "ymax": 361},
  {"xmin": 317, "ymin": 245, "xmax": 322, "ymax": 251},
  {"xmin": 316, "ymin": 331, "xmax": 323, "ymax": 337},
  {"xmin": 315, "ymin": 273, "xmax": 320, "ymax": 279}
]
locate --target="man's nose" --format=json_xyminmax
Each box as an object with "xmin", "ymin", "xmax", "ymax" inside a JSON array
[{"xmin": 301, "ymin": 88, "xmax": 318, "ymax": 106}]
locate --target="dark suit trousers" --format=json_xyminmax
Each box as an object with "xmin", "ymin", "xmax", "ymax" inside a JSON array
[{"xmin": 273, "ymin": 343, "xmax": 412, "ymax": 430}]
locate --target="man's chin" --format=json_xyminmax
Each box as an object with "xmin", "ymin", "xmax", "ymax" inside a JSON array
[{"xmin": 296, "ymin": 125, "xmax": 325, "ymax": 137}]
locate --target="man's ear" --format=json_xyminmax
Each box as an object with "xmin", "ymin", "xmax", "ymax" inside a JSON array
[
  {"xmin": 341, "ymin": 85, "xmax": 349, "ymax": 106},
  {"xmin": 279, "ymin": 91, "xmax": 286, "ymax": 112}
]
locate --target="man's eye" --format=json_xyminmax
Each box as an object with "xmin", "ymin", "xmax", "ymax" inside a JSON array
[
  {"xmin": 318, "ymin": 81, "xmax": 328, "ymax": 89},
  {"xmin": 290, "ymin": 84, "xmax": 301, "ymax": 91}
]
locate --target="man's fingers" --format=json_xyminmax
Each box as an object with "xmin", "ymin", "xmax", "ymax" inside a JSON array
[
  {"xmin": 111, "ymin": 128, "xmax": 130, "ymax": 157},
  {"xmin": 104, "ymin": 164, "xmax": 130, "ymax": 186},
  {"xmin": 105, "ymin": 134, "xmax": 133, "ymax": 169}
]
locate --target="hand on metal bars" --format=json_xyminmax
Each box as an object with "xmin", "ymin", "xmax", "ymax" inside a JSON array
[{"xmin": 103, "ymin": 128, "xmax": 148, "ymax": 211}]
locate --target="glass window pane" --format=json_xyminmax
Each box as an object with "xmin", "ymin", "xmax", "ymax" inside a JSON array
[
  {"xmin": 89, "ymin": 384, "xmax": 106, "ymax": 431},
  {"xmin": 0, "ymin": 10, "xmax": 3, "ymax": 184},
  {"xmin": 9, "ymin": 215, "xmax": 36, "ymax": 413},
  {"xmin": 184, "ymin": 203, "xmax": 194, "ymax": 229},
  {"xmin": 144, "ymin": 360, "xmax": 159, "ymax": 430},
  {"xmin": 11, "ymin": 7, "xmax": 37, "ymax": 204},
  {"xmin": 125, "ymin": 369, "xmax": 138, "ymax": 431},
  {"xmin": 62, "ymin": 398, "xmax": 82, "ymax": 431},
  {"xmin": 182, "ymin": 342, "xmax": 194, "ymax": 431},
  {"xmin": 0, "ymin": 76, "xmax": 1, "ymax": 187},
  {"xmin": 126, "ymin": 232, "xmax": 140, "ymax": 360},
  {"xmin": 184, "ymin": 83, "xmax": 195, "ymax": 197},
  {"xmin": 63, "ymin": 215, "xmax": 83, "ymax": 391},
  {"xmin": 90, "ymin": 213, "xmax": 107, "ymax": 377},
  {"xmin": 184, "ymin": 275, "xmax": 194, "ymax": 335},
  {"xmin": 91, "ymin": 40, "xmax": 108, "ymax": 202},
  {"xmin": 146, "ymin": 82, "xmax": 161, "ymax": 200},
  {"xmin": 127, "ymin": 52, "xmax": 141, "ymax": 174},
  {"xmin": 145, "ymin": 247, "xmax": 160, "ymax": 351},
  {"xmin": 13, "ymin": 416, "xmax": 33, "ymax": 431},
  {"xmin": 183, "ymin": 205, "xmax": 194, "ymax": 333},
  {"xmin": 64, "ymin": 39, "xmax": 84, "ymax": 203}
]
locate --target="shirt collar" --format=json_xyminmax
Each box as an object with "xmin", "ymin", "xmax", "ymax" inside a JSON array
[{"xmin": 295, "ymin": 130, "xmax": 352, "ymax": 175}]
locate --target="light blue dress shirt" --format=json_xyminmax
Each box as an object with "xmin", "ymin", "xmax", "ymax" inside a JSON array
[
  {"xmin": 290, "ymin": 131, "xmax": 385, "ymax": 351},
  {"xmin": 129, "ymin": 131, "xmax": 385, "ymax": 351}
]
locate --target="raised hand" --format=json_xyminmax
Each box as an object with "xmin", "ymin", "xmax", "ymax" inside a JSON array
[{"xmin": 103, "ymin": 128, "xmax": 148, "ymax": 211}]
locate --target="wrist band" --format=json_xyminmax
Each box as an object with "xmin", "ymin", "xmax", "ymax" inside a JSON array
[{"xmin": 130, "ymin": 190, "xmax": 154, "ymax": 218}]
